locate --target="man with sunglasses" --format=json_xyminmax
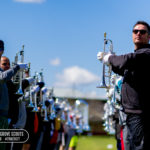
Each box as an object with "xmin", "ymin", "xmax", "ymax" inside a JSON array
[{"xmin": 97, "ymin": 21, "xmax": 150, "ymax": 150}]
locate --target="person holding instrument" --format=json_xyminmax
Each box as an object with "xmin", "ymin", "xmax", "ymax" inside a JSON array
[
  {"xmin": 0, "ymin": 40, "xmax": 28, "ymax": 150},
  {"xmin": 97, "ymin": 21, "xmax": 150, "ymax": 150},
  {"xmin": 0, "ymin": 56, "xmax": 19, "ymax": 126}
]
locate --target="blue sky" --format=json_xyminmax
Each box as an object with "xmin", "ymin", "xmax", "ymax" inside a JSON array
[{"xmin": 0, "ymin": 0, "xmax": 150, "ymax": 98}]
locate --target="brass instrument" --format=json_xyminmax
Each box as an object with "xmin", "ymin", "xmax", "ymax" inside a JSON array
[
  {"xmin": 41, "ymin": 87, "xmax": 49, "ymax": 122},
  {"xmin": 97, "ymin": 32, "xmax": 113, "ymax": 89},
  {"xmin": 26, "ymin": 63, "xmax": 34, "ymax": 108},
  {"xmin": 49, "ymin": 99, "xmax": 56, "ymax": 120},
  {"xmin": 16, "ymin": 45, "xmax": 25, "ymax": 96},
  {"xmin": 32, "ymin": 73, "xmax": 40, "ymax": 112},
  {"xmin": 12, "ymin": 52, "xmax": 19, "ymax": 83}
]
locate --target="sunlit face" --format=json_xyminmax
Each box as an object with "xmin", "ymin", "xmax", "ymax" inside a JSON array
[
  {"xmin": 132, "ymin": 24, "xmax": 150, "ymax": 49},
  {"xmin": 0, "ymin": 57, "xmax": 10, "ymax": 71}
]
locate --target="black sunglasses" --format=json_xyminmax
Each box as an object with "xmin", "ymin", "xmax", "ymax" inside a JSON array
[
  {"xmin": 133, "ymin": 29, "xmax": 148, "ymax": 35},
  {"xmin": 1, "ymin": 63, "xmax": 10, "ymax": 66}
]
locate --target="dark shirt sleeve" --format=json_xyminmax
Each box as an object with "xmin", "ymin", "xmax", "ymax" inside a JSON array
[
  {"xmin": 0, "ymin": 65, "xmax": 20, "ymax": 83},
  {"xmin": 7, "ymin": 80, "xmax": 19, "ymax": 94},
  {"xmin": 109, "ymin": 49, "xmax": 150, "ymax": 75}
]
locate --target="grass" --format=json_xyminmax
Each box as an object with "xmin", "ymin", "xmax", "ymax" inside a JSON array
[{"xmin": 76, "ymin": 135, "xmax": 117, "ymax": 150}]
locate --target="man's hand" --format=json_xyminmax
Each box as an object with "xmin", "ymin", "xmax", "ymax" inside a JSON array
[
  {"xmin": 97, "ymin": 52, "xmax": 104, "ymax": 61},
  {"xmin": 97, "ymin": 51, "xmax": 112, "ymax": 65}
]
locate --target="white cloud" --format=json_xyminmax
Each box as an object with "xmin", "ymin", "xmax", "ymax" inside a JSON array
[
  {"xmin": 51, "ymin": 87, "xmax": 106, "ymax": 99},
  {"xmin": 86, "ymin": 91, "xmax": 98, "ymax": 97},
  {"xmin": 13, "ymin": 0, "xmax": 46, "ymax": 3},
  {"xmin": 54, "ymin": 66, "xmax": 99, "ymax": 87},
  {"xmin": 50, "ymin": 58, "xmax": 60, "ymax": 66}
]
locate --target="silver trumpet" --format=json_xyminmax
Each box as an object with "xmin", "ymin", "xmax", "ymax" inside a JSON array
[
  {"xmin": 26, "ymin": 63, "xmax": 35, "ymax": 107},
  {"xmin": 32, "ymin": 86, "xmax": 40, "ymax": 112},
  {"xmin": 64, "ymin": 102, "xmax": 72, "ymax": 126},
  {"xmin": 16, "ymin": 45, "xmax": 25, "ymax": 96},
  {"xmin": 12, "ymin": 51, "xmax": 20, "ymax": 82},
  {"xmin": 26, "ymin": 77, "xmax": 35, "ymax": 107},
  {"xmin": 49, "ymin": 100, "xmax": 56, "ymax": 120},
  {"xmin": 97, "ymin": 32, "xmax": 114, "ymax": 89},
  {"xmin": 31, "ymin": 75, "xmax": 40, "ymax": 112},
  {"xmin": 41, "ymin": 87, "xmax": 49, "ymax": 122}
]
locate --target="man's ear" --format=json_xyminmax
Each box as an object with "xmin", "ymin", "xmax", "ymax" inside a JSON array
[{"xmin": 148, "ymin": 34, "xmax": 150, "ymax": 41}]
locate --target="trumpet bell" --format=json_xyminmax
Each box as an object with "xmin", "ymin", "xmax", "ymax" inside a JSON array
[
  {"xmin": 27, "ymin": 103, "xmax": 34, "ymax": 108},
  {"xmin": 32, "ymin": 107, "xmax": 39, "ymax": 112},
  {"xmin": 96, "ymin": 83, "xmax": 107, "ymax": 88},
  {"xmin": 97, "ymin": 78, "xmax": 108, "ymax": 88},
  {"xmin": 49, "ymin": 112, "xmax": 56, "ymax": 120},
  {"xmin": 43, "ymin": 117, "xmax": 49, "ymax": 122},
  {"xmin": 16, "ymin": 88, "xmax": 23, "ymax": 95}
]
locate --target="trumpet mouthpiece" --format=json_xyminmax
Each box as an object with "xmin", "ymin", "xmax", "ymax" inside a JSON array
[{"xmin": 104, "ymin": 32, "xmax": 107, "ymax": 39}]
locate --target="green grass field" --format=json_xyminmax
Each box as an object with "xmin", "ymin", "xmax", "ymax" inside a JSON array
[{"xmin": 76, "ymin": 135, "xmax": 117, "ymax": 150}]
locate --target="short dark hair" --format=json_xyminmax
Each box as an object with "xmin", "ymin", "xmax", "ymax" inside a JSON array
[
  {"xmin": 133, "ymin": 21, "xmax": 150, "ymax": 34},
  {"xmin": 0, "ymin": 40, "xmax": 4, "ymax": 51}
]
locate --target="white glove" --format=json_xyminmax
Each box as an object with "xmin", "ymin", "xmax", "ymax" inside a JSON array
[
  {"xmin": 97, "ymin": 52, "xmax": 112, "ymax": 65},
  {"xmin": 17, "ymin": 63, "xmax": 28, "ymax": 70},
  {"xmin": 97, "ymin": 52, "xmax": 104, "ymax": 61}
]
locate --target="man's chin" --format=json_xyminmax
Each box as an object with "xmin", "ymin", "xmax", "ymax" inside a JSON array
[{"xmin": 135, "ymin": 41, "xmax": 145, "ymax": 45}]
